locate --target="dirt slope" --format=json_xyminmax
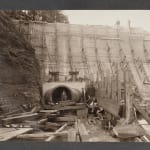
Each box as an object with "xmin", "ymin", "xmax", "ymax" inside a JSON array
[{"xmin": 0, "ymin": 11, "xmax": 42, "ymax": 114}]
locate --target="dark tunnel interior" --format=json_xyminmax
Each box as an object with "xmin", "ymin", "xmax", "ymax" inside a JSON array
[{"xmin": 52, "ymin": 86, "xmax": 72, "ymax": 103}]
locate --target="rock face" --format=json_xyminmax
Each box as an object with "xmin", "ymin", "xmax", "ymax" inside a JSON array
[{"xmin": 0, "ymin": 11, "xmax": 42, "ymax": 113}]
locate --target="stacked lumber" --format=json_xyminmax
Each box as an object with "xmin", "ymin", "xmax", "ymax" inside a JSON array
[
  {"xmin": 0, "ymin": 100, "xmax": 88, "ymax": 141},
  {"xmin": 0, "ymin": 111, "xmax": 72, "ymax": 141},
  {"xmin": 2, "ymin": 113, "xmax": 39, "ymax": 126}
]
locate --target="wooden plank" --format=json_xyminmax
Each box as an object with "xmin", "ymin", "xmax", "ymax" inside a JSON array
[
  {"xmin": 42, "ymin": 122, "xmax": 61, "ymax": 131},
  {"xmin": 2, "ymin": 113, "xmax": 39, "ymax": 125},
  {"xmin": 0, "ymin": 128, "xmax": 16, "ymax": 134},
  {"xmin": 0, "ymin": 128, "xmax": 33, "ymax": 141},
  {"xmin": 51, "ymin": 101, "xmax": 76, "ymax": 109},
  {"xmin": 40, "ymin": 110, "xmax": 59, "ymax": 113},
  {"xmin": 141, "ymin": 136, "xmax": 150, "ymax": 142},
  {"xmin": 75, "ymin": 120, "xmax": 81, "ymax": 142},
  {"xmin": 37, "ymin": 118, "xmax": 48, "ymax": 124},
  {"xmin": 77, "ymin": 120, "xmax": 88, "ymax": 136},
  {"xmin": 54, "ymin": 116, "xmax": 76, "ymax": 122},
  {"xmin": 135, "ymin": 137, "xmax": 143, "ymax": 142},
  {"xmin": 45, "ymin": 123, "xmax": 68, "ymax": 142},
  {"xmin": 77, "ymin": 119, "xmax": 89, "ymax": 142},
  {"xmin": 68, "ymin": 129, "xmax": 76, "ymax": 142},
  {"xmin": 133, "ymin": 101, "xmax": 150, "ymax": 125},
  {"xmin": 17, "ymin": 131, "xmax": 67, "ymax": 140},
  {"xmin": 24, "ymin": 118, "xmax": 48, "ymax": 126},
  {"xmin": 138, "ymin": 119, "xmax": 150, "ymax": 139},
  {"xmin": 39, "ymin": 110, "xmax": 59, "ymax": 118},
  {"xmin": 22, "ymin": 118, "xmax": 49, "ymax": 129},
  {"xmin": 58, "ymin": 100, "xmax": 76, "ymax": 105},
  {"xmin": 46, "ymin": 122, "xmax": 60, "ymax": 127},
  {"xmin": 112, "ymin": 124, "xmax": 143, "ymax": 139},
  {"xmin": 58, "ymin": 105, "xmax": 86, "ymax": 111},
  {"xmin": 4, "ymin": 112, "xmax": 34, "ymax": 118},
  {"xmin": 138, "ymin": 119, "xmax": 148, "ymax": 125}
]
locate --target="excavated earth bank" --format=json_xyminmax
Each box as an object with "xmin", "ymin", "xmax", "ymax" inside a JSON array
[{"xmin": 0, "ymin": 11, "xmax": 42, "ymax": 114}]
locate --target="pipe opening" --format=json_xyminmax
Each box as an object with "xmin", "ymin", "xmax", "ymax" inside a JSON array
[
  {"xmin": 44, "ymin": 85, "xmax": 82, "ymax": 107},
  {"xmin": 52, "ymin": 86, "xmax": 72, "ymax": 103}
]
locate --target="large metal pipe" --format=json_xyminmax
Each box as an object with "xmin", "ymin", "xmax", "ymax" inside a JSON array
[{"xmin": 44, "ymin": 85, "xmax": 82, "ymax": 104}]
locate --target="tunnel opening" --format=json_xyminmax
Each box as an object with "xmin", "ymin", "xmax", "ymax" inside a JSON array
[{"xmin": 52, "ymin": 86, "xmax": 72, "ymax": 103}]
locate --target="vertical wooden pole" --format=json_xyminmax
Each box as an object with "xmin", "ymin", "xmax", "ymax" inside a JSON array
[
  {"xmin": 125, "ymin": 70, "xmax": 132, "ymax": 123},
  {"xmin": 55, "ymin": 23, "xmax": 59, "ymax": 77},
  {"xmin": 117, "ymin": 64, "xmax": 121, "ymax": 103}
]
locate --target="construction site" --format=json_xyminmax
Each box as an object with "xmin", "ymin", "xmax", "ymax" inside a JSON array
[{"xmin": 1, "ymin": 10, "xmax": 150, "ymax": 142}]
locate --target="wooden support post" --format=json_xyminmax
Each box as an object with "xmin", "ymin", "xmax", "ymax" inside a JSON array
[
  {"xmin": 124, "ymin": 70, "xmax": 132, "ymax": 123},
  {"xmin": 111, "ymin": 76, "xmax": 115, "ymax": 100},
  {"xmin": 107, "ymin": 76, "xmax": 111, "ymax": 99},
  {"xmin": 116, "ymin": 64, "xmax": 121, "ymax": 103},
  {"xmin": 104, "ymin": 76, "xmax": 107, "ymax": 97}
]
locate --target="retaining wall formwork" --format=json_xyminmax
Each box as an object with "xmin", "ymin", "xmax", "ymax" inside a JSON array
[{"xmin": 14, "ymin": 21, "xmax": 150, "ymax": 88}]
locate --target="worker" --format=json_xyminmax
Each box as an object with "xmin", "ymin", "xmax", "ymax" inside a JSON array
[
  {"xmin": 118, "ymin": 99, "xmax": 125, "ymax": 118},
  {"xmin": 88, "ymin": 97, "xmax": 98, "ymax": 114},
  {"xmin": 89, "ymin": 83, "xmax": 96, "ymax": 98},
  {"xmin": 85, "ymin": 83, "xmax": 96, "ymax": 102},
  {"xmin": 61, "ymin": 90, "xmax": 68, "ymax": 101},
  {"xmin": 80, "ymin": 88, "xmax": 85, "ymax": 102}
]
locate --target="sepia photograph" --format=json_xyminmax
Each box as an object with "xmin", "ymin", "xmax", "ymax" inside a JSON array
[{"xmin": 0, "ymin": 10, "xmax": 150, "ymax": 142}]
